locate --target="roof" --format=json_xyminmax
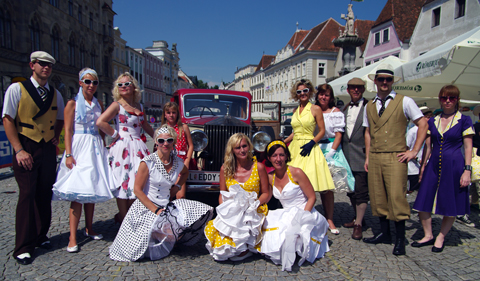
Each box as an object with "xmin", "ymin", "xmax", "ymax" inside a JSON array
[
  {"xmin": 286, "ymin": 18, "xmax": 344, "ymax": 54},
  {"xmin": 373, "ymin": 0, "xmax": 424, "ymax": 42},
  {"xmin": 255, "ymin": 55, "xmax": 276, "ymax": 72},
  {"xmin": 423, "ymin": 0, "xmax": 436, "ymax": 6},
  {"xmin": 179, "ymin": 76, "xmax": 189, "ymax": 83}
]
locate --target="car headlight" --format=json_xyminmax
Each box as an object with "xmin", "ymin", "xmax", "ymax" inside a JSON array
[
  {"xmin": 252, "ymin": 131, "xmax": 272, "ymax": 152},
  {"xmin": 191, "ymin": 130, "xmax": 208, "ymax": 151}
]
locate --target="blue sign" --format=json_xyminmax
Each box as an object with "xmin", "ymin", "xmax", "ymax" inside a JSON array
[{"xmin": 0, "ymin": 125, "xmax": 13, "ymax": 168}]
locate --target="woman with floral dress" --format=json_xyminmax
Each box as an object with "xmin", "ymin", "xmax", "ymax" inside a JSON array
[{"xmin": 97, "ymin": 73, "xmax": 154, "ymax": 224}]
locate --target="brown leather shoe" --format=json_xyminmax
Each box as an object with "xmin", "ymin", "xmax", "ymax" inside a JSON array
[
  {"xmin": 343, "ymin": 219, "xmax": 355, "ymax": 228},
  {"xmin": 352, "ymin": 224, "xmax": 363, "ymax": 240}
]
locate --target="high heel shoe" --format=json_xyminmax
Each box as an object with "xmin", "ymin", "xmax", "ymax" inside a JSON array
[{"xmin": 84, "ymin": 229, "xmax": 103, "ymax": 240}]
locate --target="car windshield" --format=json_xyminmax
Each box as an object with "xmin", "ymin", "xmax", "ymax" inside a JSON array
[{"xmin": 183, "ymin": 94, "xmax": 249, "ymax": 120}]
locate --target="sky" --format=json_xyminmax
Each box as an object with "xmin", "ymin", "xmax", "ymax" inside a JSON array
[{"xmin": 113, "ymin": 0, "xmax": 388, "ymax": 87}]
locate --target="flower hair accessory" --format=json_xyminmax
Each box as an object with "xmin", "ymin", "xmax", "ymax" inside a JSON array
[{"xmin": 267, "ymin": 140, "xmax": 286, "ymax": 153}]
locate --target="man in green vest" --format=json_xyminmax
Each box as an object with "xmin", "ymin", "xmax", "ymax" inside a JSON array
[
  {"xmin": 362, "ymin": 63, "xmax": 427, "ymax": 256},
  {"xmin": 2, "ymin": 51, "xmax": 65, "ymax": 265}
]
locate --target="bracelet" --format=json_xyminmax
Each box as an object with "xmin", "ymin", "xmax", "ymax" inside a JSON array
[
  {"xmin": 111, "ymin": 130, "xmax": 118, "ymax": 138},
  {"xmin": 174, "ymin": 184, "xmax": 181, "ymax": 190},
  {"xmin": 464, "ymin": 165, "xmax": 472, "ymax": 171},
  {"xmin": 155, "ymin": 207, "xmax": 162, "ymax": 214},
  {"xmin": 15, "ymin": 148, "xmax": 24, "ymax": 154}
]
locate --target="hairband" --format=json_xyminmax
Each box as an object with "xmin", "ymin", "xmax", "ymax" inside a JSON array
[
  {"xmin": 267, "ymin": 140, "xmax": 286, "ymax": 153},
  {"xmin": 79, "ymin": 69, "xmax": 98, "ymax": 80},
  {"xmin": 156, "ymin": 126, "xmax": 170, "ymax": 137}
]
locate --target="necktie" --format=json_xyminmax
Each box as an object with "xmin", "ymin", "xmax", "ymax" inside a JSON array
[
  {"xmin": 378, "ymin": 96, "xmax": 391, "ymax": 117},
  {"xmin": 38, "ymin": 86, "xmax": 48, "ymax": 102}
]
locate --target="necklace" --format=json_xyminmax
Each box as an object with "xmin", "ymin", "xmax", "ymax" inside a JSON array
[{"xmin": 160, "ymin": 155, "xmax": 171, "ymax": 166}]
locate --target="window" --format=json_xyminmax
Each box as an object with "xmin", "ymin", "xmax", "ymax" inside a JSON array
[
  {"xmin": 365, "ymin": 61, "xmax": 371, "ymax": 66},
  {"xmin": 80, "ymin": 43, "xmax": 86, "ymax": 68},
  {"xmin": 104, "ymin": 56, "xmax": 109, "ymax": 77},
  {"xmin": 90, "ymin": 49, "xmax": 96, "ymax": 70},
  {"xmin": 108, "ymin": 20, "xmax": 113, "ymax": 37},
  {"xmin": 0, "ymin": 11, "xmax": 12, "ymax": 49},
  {"xmin": 374, "ymin": 32, "xmax": 380, "ymax": 45},
  {"xmin": 51, "ymin": 26, "xmax": 60, "ymax": 60},
  {"xmin": 30, "ymin": 18, "xmax": 40, "ymax": 52},
  {"xmin": 455, "ymin": 0, "xmax": 465, "ymax": 18},
  {"xmin": 383, "ymin": 28, "xmax": 389, "ymax": 43},
  {"xmin": 68, "ymin": 0, "xmax": 73, "ymax": 16},
  {"xmin": 432, "ymin": 7, "xmax": 441, "ymax": 27},
  {"xmin": 78, "ymin": 6, "xmax": 82, "ymax": 24},
  {"xmin": 297, "ymin": 65, "xmax": 300, "ymax": 77},
  {"xmin": 89, "ymin": 13, "xmax": 93, "ymax": 30},
  {"xmin": 302, "ymin": 63, "xmax": 306, "ymax": 76},
  {"xmin": 318, "ymin": 63, "xmax": 325, "ymax": 76},
  {"xmin": 49, "ymin": 0, "xmax": 58, "ymax": 8},
  {"xmin": 68, "ymin": 34, "xmax": 76, "ymax": 66}
]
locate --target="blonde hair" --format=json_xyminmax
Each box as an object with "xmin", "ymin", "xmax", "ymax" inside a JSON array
[
  {"xmin": 290, "ymin": 79, "xmax": 315, "ymax": 102},
  {"xmin": 78, "ymin": 67, "xmax": 98, "ymax": 80},
  {"xmin": 223, "ymin": 133, "xmax": 253, "ymax": 179},
  {"xmin": 112, "ymin": 72, "xmax": 142, "ymax": 102},
  {"xmin": 161, "ymin": 102, "xmax": 183, "ymax": 139},
  {"xmin": 154, "ymin": 124, "xmax": 178, "ymax": 144}
]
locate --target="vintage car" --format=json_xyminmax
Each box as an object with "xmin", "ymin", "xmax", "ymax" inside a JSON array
[{"xmin": 171, "ymin": 89, "xmax": 280, "ymax": 196}]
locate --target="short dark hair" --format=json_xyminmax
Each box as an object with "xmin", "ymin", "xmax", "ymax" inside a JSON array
[
  {"xmin": 264, "ymin": 141, "xmax": 291, "ymax": 167},
  {"xmin": 315, "ymin": 83, "xmax": 336, "ymax": 108}
]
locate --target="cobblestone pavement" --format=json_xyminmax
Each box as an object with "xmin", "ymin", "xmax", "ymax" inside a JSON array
[{"xmin": 1, "ymin": 138, "xmax": 480, "ymax": 280}]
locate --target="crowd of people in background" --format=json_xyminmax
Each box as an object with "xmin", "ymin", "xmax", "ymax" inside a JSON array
[{"xmin": 3, "ymin": 51, "xmax": 479, "ymax": 270}]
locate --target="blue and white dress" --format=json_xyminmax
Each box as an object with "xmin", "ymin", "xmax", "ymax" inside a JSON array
[{"xmin": 53, "ymin": 96, "xmax": 114, "ymax": 203}]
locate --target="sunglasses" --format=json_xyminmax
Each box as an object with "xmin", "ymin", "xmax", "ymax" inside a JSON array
[
  {"xmin": 117, "ymin": 82, "xmax": 132, "ymax": 87},
  {"xmin": 156, "ymin": 138, "xmax": 174, "ymax": 145},
  {"xmin": 439, "ymin": 96, "xmax": 458, "ymax": 102},
  {"xmin": 36, "ymin": 61, "xmax": 53, "ymax": 68},
  {"xmin": 82, "ymin": 79, "xmax": 99, "ymax": 86},
  {"xmin": 296, "ymin": 88, "xmax": 310, "ymax": 95},
  {"xmin": 376, "ymin": 77, "xmax": 394, "ymax": 83}
]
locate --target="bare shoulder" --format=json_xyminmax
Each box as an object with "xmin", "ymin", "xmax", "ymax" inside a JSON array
[
  {"xmin": 331, "ymin": 107, "xmax": 341, "ymax": 113},
  {"xmin": 288, "ymin": 166, "xmax": 303, "ymax": 176},
  {"xmin": 256, "ymin": 161, "xmax": 266, "ymax": 170},
  {"xmin": 65, "ymin": 99, "xmax": 76, "ymax": 108}
]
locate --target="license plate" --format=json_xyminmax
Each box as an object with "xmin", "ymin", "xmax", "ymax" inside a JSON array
[{"xmin": 187, "ymin": 171, "xmax": 220, "ymax": 183}]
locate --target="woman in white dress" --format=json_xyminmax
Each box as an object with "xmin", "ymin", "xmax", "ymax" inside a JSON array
[
  {"xmin": 204, "ymin": 133, "xmax": 271, "ymax": 261},
  {"xmin": 53, "ymin": 68, "xmax": 114, "ymax": 253},
  {"xmin": 259, "ymin": 140, "xmax": 329, "ymax": 271},
  {"xmin": 96, "ymin": 73, "xmax": 154, "ymax": 224},
  {"xmin": 109, "ymin": 125, "xmax": 214, "ymax": 261}
]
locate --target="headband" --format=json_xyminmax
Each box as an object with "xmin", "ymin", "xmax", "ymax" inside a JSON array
[
  {"xmin": 156, "ymin": 126, "xmax": 170, "ymax": 138},
  {"xmin": 267, "ymin": 140, "xmax": 286, "ymax": 153},
  {"xmin": 375, "ymin": 69, "xmax": 394, "ymax": 76},
  {"xmin": 79, "ymin": 69, "xmax": 98, "ymax": 81}
]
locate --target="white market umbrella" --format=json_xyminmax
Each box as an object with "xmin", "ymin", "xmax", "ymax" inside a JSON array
[
  {"xmin": 329, "ymin": 56, "xmax": 406, "ymax": 100},
  {"xmin": 394, "ymin": 26, "xmax": 480, "ymax": 101},
  {"xmin": 251, "ymin": 111, "xmax": 272, "ymax": 120}
]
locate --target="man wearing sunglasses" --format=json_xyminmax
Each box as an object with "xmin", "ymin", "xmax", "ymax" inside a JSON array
[
  {"xmin": 362, "ymin": 63, "xmax": 427, "ymax": 256},
  {"xmin": 2, "ymin": 51, "xmax": 65, "ymax": 265}
]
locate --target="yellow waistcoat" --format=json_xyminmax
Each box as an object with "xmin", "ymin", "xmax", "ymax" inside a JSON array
[
  {"xmin": 15, "ymin": 80, "xmax": 58, "ymax": 142},
  {"xmin": 366, "ymin": 94, "xmax": 407, "ymax": 153}
]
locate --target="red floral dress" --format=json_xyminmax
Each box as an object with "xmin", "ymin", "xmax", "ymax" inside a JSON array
[{"xmin": 108, "ymin": 103, "xmax": 150, "ymax": 199}]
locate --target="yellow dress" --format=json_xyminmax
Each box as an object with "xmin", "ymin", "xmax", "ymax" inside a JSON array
[
  {"xmin": 289, "ymin": 102, "xmax": 335, "ymax": 192},
  {"xmin": 204, "ymin": 160, "xmax": 268, "ymax": 261}
]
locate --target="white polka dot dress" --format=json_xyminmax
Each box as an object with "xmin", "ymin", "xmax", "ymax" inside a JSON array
[{"xmin": 109, "ymin": 153, "xmax": 213, "ymax": 262}]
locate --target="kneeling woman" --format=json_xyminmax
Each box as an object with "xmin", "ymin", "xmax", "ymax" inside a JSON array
[
  {"xmin": 259, "ymin": 140, "xmax": 330, "ymax": 271},
  {"xmin": 109, "ymin": 125, "xmax": 213, "ymax": 261},
  {"xmin": 205, "ymin": 133, "xmax": 271, "ymax": 261}
]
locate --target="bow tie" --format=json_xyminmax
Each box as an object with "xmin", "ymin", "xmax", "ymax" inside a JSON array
[{"xmin": 349, "ymin": 101, "xmax": 359, "ymax": 107}]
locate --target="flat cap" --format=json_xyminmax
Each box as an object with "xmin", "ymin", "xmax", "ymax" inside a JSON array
[
  {"xmin": 347, "ymin": 77, "xmax": 365, "ymax": 86},
  {"xmin": 30, "ymin": 51, "xmax": 56, "ymax": 64}
]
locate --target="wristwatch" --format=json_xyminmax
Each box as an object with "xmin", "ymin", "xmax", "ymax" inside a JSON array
[
  {"xmin": 65, "ymin": 154, "xmax": 72, "ymax": 158},
  {"xmin": 464, "ymin": 165, "xmax": 472, "ymax": 171}
]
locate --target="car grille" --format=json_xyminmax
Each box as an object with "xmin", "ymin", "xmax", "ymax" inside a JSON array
[{"xmin": 204, "ymin": 125, "xmax": 251, "ymax": 171}]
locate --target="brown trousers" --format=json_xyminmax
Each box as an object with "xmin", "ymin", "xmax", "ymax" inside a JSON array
[
  {"xmin": 368, "ymin": 152, "xmax": 410, "ymax": 221},
  {"xmin": 13, "ymin": 134, "xmax": 56, "ymax": 257}
]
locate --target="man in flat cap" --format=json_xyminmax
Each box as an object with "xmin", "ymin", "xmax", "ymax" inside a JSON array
[
  {"xmin": 2, "ymin": 51, "xmax": 64, "ymax": 265},
  {"xmin": 362, "ymin": 63, "xmax": 427, "ymax": 256},
  {"xmin": 342, "ymin": 77, "xmax": 369, "ymax": 240}
]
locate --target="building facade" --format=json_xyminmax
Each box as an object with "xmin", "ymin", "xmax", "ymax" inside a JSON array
[
  {"xmin": 145, "ymin": 40, "xmax": 180, "ymax": 97},
  {"xmin": 0, "ymin": 0, "xmax": 115, "ymax": 109},
  {"xmin": 233, "ymin": 64, "xmax": 257, "ymax": 93},
  {"xmin": 408, "ymin": 0, "xmax": 480, "ymax": 60},
  {"xmin": 113, "ymin": 27, "xmax": 128, "ymax": 80}
]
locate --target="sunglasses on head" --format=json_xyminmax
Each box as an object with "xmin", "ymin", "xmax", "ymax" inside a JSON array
[
  {"xmin": 36, "ymin": 61, "xmax": 53, "ymax": 68},
  {"xmin": 376, "ymin": 77, "xmax": 394, "ymax": 83},
  {"xmin": 439, "ymin": 96, "xmax": 458, "ymax": 102},
  {"xmin": 156, "ymin": 138, "xmax": 174, "ymax": 144},
  {"xmin": 117, "ymin": 82, "xmax": 132, "ymax": 87},
  {"xmin": 82, "ymin": 79, "xmax": 99, "ymax": 86},
  {"xmin": 296, "ymin": 88, "xmax": 310, "ymax": 95}
]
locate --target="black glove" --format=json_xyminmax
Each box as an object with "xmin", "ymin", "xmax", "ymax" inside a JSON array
[{"xmin": 300, "ymin": 140, "xmax": 316, "ymax": 157}]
